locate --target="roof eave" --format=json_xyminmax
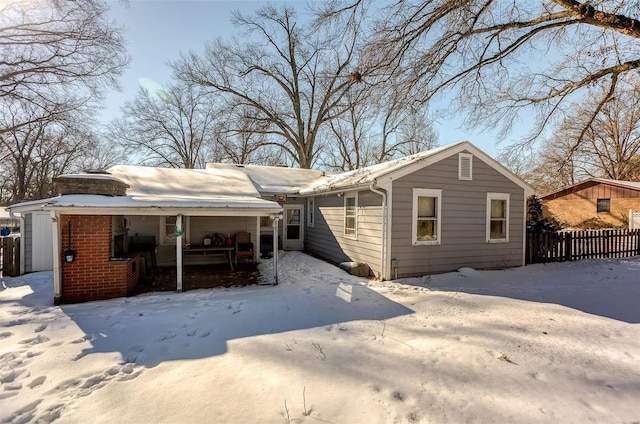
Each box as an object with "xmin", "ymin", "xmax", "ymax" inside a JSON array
[{"xmin": 43, "ymin": 205, "xmax": 282, "ymax": 217}]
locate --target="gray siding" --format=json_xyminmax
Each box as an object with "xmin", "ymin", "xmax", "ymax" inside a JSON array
[
  {"xmin": 305, "ymin": 190, "xmax": 383, "ymax": 276},
  {"xmin": 390, "ymin": 152, "xmax": 525, "ymax": 277}
]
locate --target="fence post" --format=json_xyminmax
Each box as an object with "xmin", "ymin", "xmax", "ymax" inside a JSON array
[
  {"xmin": 564, "ymin": 232, "xmax": 572, "ymax": 261},
  {"xmin": 1, "ymin": 237, "xmax": 20, "ymax": 277}
]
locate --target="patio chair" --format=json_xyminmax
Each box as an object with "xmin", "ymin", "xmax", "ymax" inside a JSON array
[{"xmin": 235, "ymin": 231, "xmax": 254, "ymax": 266}]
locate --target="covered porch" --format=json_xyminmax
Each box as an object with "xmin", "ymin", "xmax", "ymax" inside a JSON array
[
  {"xmin": 133, "ymin": 263, "xmax": 266, "ymax": 294},
  {"xmin": 46, "ymin": 203, "xmax": 282, "ymax": 303}
]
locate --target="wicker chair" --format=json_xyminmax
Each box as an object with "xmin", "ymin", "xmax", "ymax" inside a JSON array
[{"xmin": 235, "ymin": 232, "xmax": 254, "ymax": 266}]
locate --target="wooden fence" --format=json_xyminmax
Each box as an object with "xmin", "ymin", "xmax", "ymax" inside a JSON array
[
  {"xmin": 526, "ymin": 229, "xmax": 640, "ymax": 264},
  {"xmin": 1, "ymin": 237, "xmax": 20, "ymax": 277}
]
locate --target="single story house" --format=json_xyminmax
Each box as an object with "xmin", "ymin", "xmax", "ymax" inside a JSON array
[
  {"xmin": 6, "ymin": 141, "xmax": 534, "ymax": 303},
  {"xmin": 540, "ymin": 178, "xmax": 640, "ymax": 228}
]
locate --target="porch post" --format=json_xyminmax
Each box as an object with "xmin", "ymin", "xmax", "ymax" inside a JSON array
[
  {"xmin": 50, "ymin": 211, "xmax": 62, "ymax": 304},
  {"xmin": 272, "ymin": 214, "xmax": 280, "ymax": 285},
  {"xmin": 255, "ymin": 216, "xmax": 260, "ymax": 264},
  {"xmin": 176, "ymin": 214, "xmax": 183, "ymax": 292}
]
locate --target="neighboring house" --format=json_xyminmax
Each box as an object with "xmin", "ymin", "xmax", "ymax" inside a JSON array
[
  {"xmin": 540, "ymin": 178, "xmax": 640, "ymax": 228},
  {"xmin": 6, "ymin": 141, "xmax": 533, "ymax": 303}
]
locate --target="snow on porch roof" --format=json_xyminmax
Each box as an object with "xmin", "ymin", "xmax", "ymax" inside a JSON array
[
  {"xmin": 39, "ymin": 193, "xmax": 282, "ymax": 215},
  {"xmin": 8, "ymin": 165, "xmax": 282, "ymax": 215},
  {"xmin": 205, "ymin": 163, "xmax": 333, "ymax": 195}
]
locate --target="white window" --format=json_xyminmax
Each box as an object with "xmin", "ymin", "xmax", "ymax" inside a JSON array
[
  {"xmin": 161, "ymin": 215, "xmax": 189, "ymax": 245},
  {"xmin": 459, "ymin": 153, "xmax": 473, "ymax": 180},
  {"xmin": 486, "ymin": 193, "xmax": 510, "ymax": 242},
  {"xmin": 344, "ymin": 194, "xmax": 357, "ymax": 238},
  {"xmin": 412, "ymin": 189, "xmax": 442, "ymax": 245},
  {"xmin": 307, "ymin": 197, "xmax": 315, "ymax": 227}
]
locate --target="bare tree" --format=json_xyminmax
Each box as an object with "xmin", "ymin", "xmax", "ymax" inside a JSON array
[
  {"xmin": 0, "ymin": 0, "xmax": 127, "ymax": 134},
  {"xmin": 323, "ymin": 1, "xmax": 640, "ymax": 149},
  {"xmin": 0, "ymin": 0, "xmax": 127, "ymax": 203},
  {"xmin": 173, "ymin": 5, "xmax": 368, "ymax": 168},
  {"xmin": 111, "ymin": 83, "xmax": 217, "ymax": 168},
  {"xmin": 0, "ymin": 102, "xmax": 91, "ymax": 203},
  {"xmin": 500, "ymin": 82, "xmax": 640, "ymax": 194},
  {"xmin": 318, "ymin": 81, "xmax": 439, "ymax": 171},
  {"xmin": 213, "ymin": 103, "xmax": 281, "ymax": 165}
]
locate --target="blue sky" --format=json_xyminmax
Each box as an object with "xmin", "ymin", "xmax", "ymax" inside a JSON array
[{"xmin": 103, "ymin": 0, "xmax": 503, "ymax": 157}]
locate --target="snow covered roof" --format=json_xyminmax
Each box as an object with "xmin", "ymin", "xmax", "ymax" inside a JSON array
[
  {"xmin": 299, "ymin": 142, "xmax": 462, "ymax": 194},
  {"xmin": 7, "ymin": 165, "xmax": 282, "ymax": 215},
  {"xmin": 39, "ymin": 193, "xmax": 281, "ymax": 215},
  {"xmin": 205, "ymin": 163, "xmax": 333, "ymax": 195},
  {"xmin": 108, "ymin": 165, "xmax": 262, "ymax": 198},
  {"xmin": 300, "ymin": 141, "xmax": 534, "ymax": 195}
]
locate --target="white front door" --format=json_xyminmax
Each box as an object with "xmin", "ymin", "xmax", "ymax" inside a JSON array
[{"xmin": 284, "ymin": 205, "xmax": 304, "ymax": 250}]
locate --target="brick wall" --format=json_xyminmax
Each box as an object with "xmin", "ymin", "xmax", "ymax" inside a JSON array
[{"xmin": 60, "ymin": 215, "xmax": 139, "ymax": 303}]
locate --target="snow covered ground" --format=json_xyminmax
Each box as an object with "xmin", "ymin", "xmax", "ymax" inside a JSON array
[{"xmin": 1, "ymin": 252, "xmax": 639, "ymax": 424}]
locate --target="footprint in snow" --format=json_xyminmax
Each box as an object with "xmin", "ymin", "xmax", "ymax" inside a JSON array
[
  {"xmin": 0, "ymin": 331, "xmax": 13, "ymax": 339},
  {"xmin": 34, "ymin": 324, "xmax": 47, "ymax": 333},
  {"xmin": 0, "ymin": 391, "xmax": 18, "ymax": 400},
  {"xmin": 28, "ymin": 376, "xmax": 46, "ymax": 389},
  {"xmin": 156, "ymin": 333, "xmax": 177, "ymax": 342},
  {"xmin": 1, "ymin": 369, "xmax": 28, "ymax": 384},
  {"xmin": 198, "ymin": 329, "xmax": 211, "ymax": 338},
  {"xmin": 19, "ymin": 335, "xmax": 50, "ymax": 346},
  {"xmin": 70, "ymin": 334, "xmax": 95, "ymax": 344},
  {"xmin": 36, "ymin": 403, "xmax": 65, "ymax": 423},
  {"xmin": 6, "ymin": 399, "xmax": 42, "ymax": 424}
]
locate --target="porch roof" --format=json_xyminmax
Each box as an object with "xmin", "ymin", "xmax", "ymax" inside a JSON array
[
  {"xmin": 8, "ymin": 164, "xmax": 282, "ymax": 216},
  {"xmin": 26, "ymin": 193, "xmax": 282, "ymax": 216}
]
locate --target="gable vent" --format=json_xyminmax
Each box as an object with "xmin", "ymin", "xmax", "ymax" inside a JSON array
[{"xmin": 459, "ymin": 153, "xmax": 473, "ymax": 180}]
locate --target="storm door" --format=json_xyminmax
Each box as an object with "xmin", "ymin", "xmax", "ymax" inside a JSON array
[{"xmin": 284, "ymin": 205, "xmax": 304, "ymax": 250}]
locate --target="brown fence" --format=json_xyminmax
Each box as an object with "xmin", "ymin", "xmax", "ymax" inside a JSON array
[
  {"xmin": 526, "ymin": 229, "xmax": 640, "ymax": 264},
  {"xmin": 1, "ymin": 237, "xmax": 20, "ymax": 277}
]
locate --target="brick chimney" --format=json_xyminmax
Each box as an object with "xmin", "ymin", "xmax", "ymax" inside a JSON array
[{"xmin": 53, "ymin": 171, "xmax": 129, "ymax": 196}]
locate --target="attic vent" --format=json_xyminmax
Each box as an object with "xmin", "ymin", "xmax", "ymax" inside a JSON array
[{"xmin": 459, "ymin": 153, "xmax": 473, "ymax": 180}]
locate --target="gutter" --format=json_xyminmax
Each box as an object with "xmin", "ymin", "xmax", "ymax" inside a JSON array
[
  {"xmin": 300, "ymin": 183, "xmax": 373, "ymax": 198},
  {"xmin": 369, "ymin": 182, "xmax": 388, "ymax": 280}
]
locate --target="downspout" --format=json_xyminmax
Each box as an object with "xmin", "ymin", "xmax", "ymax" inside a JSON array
[
  {"xmin": 369, "ymin": 182, "xmax": 388, "ymax": 280},
  {"xmin": 9, "ymin": 211, "xmax": 25, "ymax": 275},
  {"xmin": 49, "ymin": 210, "xmax": 62, "ymax": 305},
  {"xmin": 176, "ymin": 214, "xmax": 183, "ymax": 292},
  {"xmin": 272, "ymin": 213, "xmax": 281, "ymax": 285}
]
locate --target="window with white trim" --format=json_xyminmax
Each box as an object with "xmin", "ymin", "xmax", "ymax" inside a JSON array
[
  {"xmin": 486, "ymin": 193, "xmax": 509, "ymax": 242},
  {"xmin": 412, "ymin": 189, "xmax": 442, "ymax": 245},
  {"xmin": 344, "ymin": 194, "xmax": 357, "ymax": 238},
  {"xmin": 161, "ymin": 215, "xmax": 190, "ymax": 245},
  {"xmin": 459, "ymin": 153, "xmax": 473, "ymax": 180},
  {"xmin": 307, "ymin": 197, "xmax": 315, "ymax": 227}
]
